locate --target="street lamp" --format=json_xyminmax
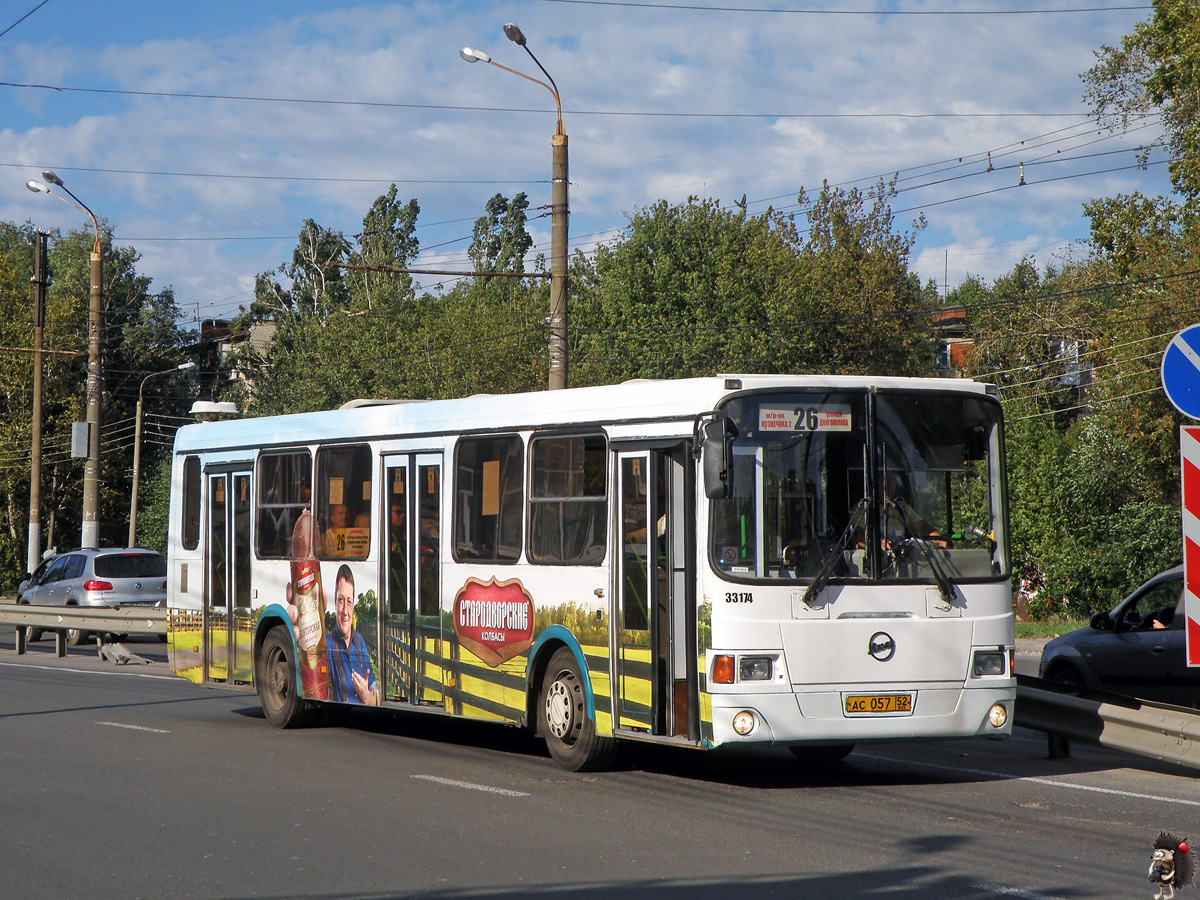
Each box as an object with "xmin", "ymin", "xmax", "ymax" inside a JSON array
[
  {"xmin": 461, "ymin": 22, "xmax": 569, "ymax": 390},
  {"xmin": 27, "ymin": 172, "xmax": 105, "ymax": 548},
  {"xmin": 129, "ymin": 361, "xmax": 197, "ymax": 547}
]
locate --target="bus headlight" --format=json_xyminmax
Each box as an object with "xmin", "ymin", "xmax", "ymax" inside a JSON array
[
  {"xmin": 987, "ymin": 703, "xmax": 1008, "ymax": 728},
  {"xmin": 972, "ymin": 650, "xmax": 1006, "ymax": 677},
  {"xmin": 739, "ymin": 656, "xmax": 774, "ymax": 681},
  {"xmin": 732, "ymin": 710, "xmax": 757, "ymax": 736}
]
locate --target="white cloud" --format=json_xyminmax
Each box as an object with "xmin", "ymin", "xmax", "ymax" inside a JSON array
[{"xmin": 0, "ymin": 0, "xmax": 1168, "ymax": 319}]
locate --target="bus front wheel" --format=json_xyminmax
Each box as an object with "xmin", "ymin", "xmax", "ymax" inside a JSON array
[
  {"xmin": 257, "ymin": 626, "xmax": 313, "ymax": 728},
  {"xmin": 541, "ymin": 647, "xmax": 615, "ymax": 772}
]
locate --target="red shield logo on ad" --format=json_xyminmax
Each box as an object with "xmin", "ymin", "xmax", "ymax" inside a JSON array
[{"xmin": 453, "ymin": 576, "xmax": 535, "ymax": 668}]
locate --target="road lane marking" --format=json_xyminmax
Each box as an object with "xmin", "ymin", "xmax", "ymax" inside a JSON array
[
  {"xmin": 0, "ymin": 661, "xmax": 176, "ymax": 680},
  {"xmin": 97, "ymin": 721, "xmax": 170, "ymax": 733},
  {"xmin": 973, "ymin": 883, "xmax": 1066, "ymax": 900},
  {"xmin": 855, "ymin": 753, "xmax": 1200, "ymax": 807},
  {"xmin": 410, "ymin": 775, "xmax": 529, "ymax": 797}
]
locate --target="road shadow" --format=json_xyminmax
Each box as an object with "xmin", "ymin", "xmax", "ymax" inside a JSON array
[
  {"xmin": 214, "ymin": 865, "xmax": 1093, "ymax": 900},
  {"xmin": 231, "ymin": 696, "xmax": 1199, "ymax": 787}
]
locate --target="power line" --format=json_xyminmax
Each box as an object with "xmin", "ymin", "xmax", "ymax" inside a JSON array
[
  {"xmin": 0, "ymin": 0, "xmax": 50, "ymax": 40},
  {"xmin": 0, "ymin": 81, "xmax": 1092, "ymax": 120},
  {"xmin": 1004, "ymin": 384, "xmax": 1164, "ymax": 423},
  {"xmin": 537, "ymin": 0, "xmax": 1150, "ymax": 13}
]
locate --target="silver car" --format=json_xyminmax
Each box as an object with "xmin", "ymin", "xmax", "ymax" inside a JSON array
[{"xmin": 17, "ymin": 548, "xmax": 167, "ymax": 645}]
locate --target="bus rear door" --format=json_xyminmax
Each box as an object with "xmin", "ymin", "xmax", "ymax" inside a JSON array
[{"xmin": 204, "ymin": 466, "xmax": 253, "ymax": 684}]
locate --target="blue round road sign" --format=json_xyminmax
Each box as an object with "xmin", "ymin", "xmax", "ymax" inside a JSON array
[{"xmin": 1161, "ymin": 325, "xmax": 1200, "ymax": 419}]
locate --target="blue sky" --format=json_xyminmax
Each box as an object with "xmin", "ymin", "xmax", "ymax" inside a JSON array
[{"xmin": 0, "ymin": 1, "xmax": 1171, "ymax": 329}]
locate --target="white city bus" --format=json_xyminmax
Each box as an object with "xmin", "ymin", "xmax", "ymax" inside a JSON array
[{"xmin": 165, "ymin": 374, "xmax": 1014, "ymax": 770}]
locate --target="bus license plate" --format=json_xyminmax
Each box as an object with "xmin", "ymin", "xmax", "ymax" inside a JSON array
[{"xmin": 844, "ymin": 694, "xmax": 913, "ymax": 715}]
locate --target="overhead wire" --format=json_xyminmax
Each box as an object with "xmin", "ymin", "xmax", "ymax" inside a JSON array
[{"xmin": 535, "ymin": 0, "xmax": 1151, "ymax": 14}]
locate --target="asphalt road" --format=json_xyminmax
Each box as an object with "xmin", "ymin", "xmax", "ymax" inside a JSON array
[{"xmin": 1, "ymin": 630, "xmax": 1197, "ymax": 900}]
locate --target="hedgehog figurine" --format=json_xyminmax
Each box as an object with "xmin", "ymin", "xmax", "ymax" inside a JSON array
[{"xmin": 1150, "ymin": 831, "xmax": 1194, "ymax": 900}]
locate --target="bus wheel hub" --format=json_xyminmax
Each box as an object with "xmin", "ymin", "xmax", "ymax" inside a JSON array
[{"xmin": 545, "ymin": 678, "xmax": 575, "ymax": 740}]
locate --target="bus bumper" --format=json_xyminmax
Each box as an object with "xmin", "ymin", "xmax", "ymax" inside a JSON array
[{"xmin": 708, "ymin": 683, "xmax": 1016, "ymax": 747}]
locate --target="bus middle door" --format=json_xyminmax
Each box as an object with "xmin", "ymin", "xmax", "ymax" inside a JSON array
[
  {"xmin": 382, "ymin": 454, "xmax": 444, "ymax": 706},
  {"xmin": 613, "ymin": 445, "xmax": 697, "ymax": 739}
]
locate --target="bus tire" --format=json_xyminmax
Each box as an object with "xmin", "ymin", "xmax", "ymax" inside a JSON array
[
  {"xmin": 541, "ymin": 647, "xmax": 615, "ymax": 772},
  {"xmin": 257, "ymin": 626, "xmax": 313, "ymax": 729}
]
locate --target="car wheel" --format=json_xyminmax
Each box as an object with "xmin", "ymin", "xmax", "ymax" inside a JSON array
[
  {"xmin": 1048, "ymin": 666, "xmax": 1084, "ymax": 688},
  {"xmin": 256, "ymin": 625, "xmax": 314, "ymax": 729},
  {"xmin": 541, "ymin": 647, "xmax": 615, "ymax": 772},
  {"xmin": 17, "ymin": 602, "xmax": 40, "ymax": 643},
  {"xmin": 67, "ymin": 628, "xmax": 91, "ymax": 647}
]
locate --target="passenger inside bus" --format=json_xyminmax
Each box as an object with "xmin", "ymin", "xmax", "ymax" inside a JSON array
[{"xmin": 322, "ymin": 504, "xmax": 350, "ymax": 556}]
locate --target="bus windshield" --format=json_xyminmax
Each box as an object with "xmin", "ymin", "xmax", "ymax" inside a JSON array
[{"xmin": 710, "ymin": 389, "xmax": 1008, "ymax": 584}]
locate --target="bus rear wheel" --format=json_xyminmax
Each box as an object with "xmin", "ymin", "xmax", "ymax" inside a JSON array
[
  {"xmin": 257, "ymin": 626, "xmax": 313, "ymax": 728},
  {"xmin": 541, "ymin": 647, "xmax": 615, "ymax": 772}
]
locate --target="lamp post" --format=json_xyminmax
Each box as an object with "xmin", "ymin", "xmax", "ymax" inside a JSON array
[
  {"xmin": 129, "ymin": 361, "xmax": 197, "ymax": 547},
  {"xmin": 27, "ymin": 172, "xmax": 104, "ymax": 547},
  {"xmin": 461, "ymin": 22, "xmax": 569, "ymax": 390}
]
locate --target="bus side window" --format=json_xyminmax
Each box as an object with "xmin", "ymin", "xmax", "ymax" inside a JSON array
[
  {"xmin": 256, "ymin": 450, "xmax": 312, "ymax": 558},
  {"xmin": 454, "ymin": 435, "xmax": 523, "ymax": 562},
  {"xmin": 316, "ymin": 444, "xmax": 373, "ymax": 559},
  {"xmin": 528, "ymin": 434, "xmax": 607, "ymax": 564},
  {"xmin": 181, "ymin": 455, "xmax": 201, "ymax": 551}
]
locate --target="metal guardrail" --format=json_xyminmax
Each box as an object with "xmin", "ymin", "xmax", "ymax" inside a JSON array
[
  {"xmin": 1014, "ymin": 674, "xmax": 1200, "ymax": 772},
  {"xmin": 0, "ymin": 603, "xmax": 167, "ymax": 658}
]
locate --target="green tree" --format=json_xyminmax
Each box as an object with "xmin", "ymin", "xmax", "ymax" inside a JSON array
[
  {"xmin": 349, "ymin": 186, "xmax": 420, "ymax": 309},
  {"xmin": 0, "ymin": 221, "xmax": 193, "ymax": 578},
  {"xmin": 1083, "ymin": 0, "xmax": 1200, "ymax": 213},
  {"xmin": 571, "ymin": 181, "xmax": 934, "ymax": 385},
  {"xmin": 469, "ymin": 193, "xmax": 533, "ymax": 274}
]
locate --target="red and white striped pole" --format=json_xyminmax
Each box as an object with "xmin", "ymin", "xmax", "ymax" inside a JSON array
[{"xmin": 1179, "ymin": 426, "xmax": 1200, "ymax": 665}]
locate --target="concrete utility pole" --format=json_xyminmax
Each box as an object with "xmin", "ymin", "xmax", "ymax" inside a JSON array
[
  {"xmin": 461, "ymin": 21, "xmax": 569, "ymax": 389},
  {"xmin": 27, "ymin": 172, "xmax": 104, "ymax": 547},
  {"xmin": 26, "ymin": 230, "xmax": 48, "ymax": 574}
]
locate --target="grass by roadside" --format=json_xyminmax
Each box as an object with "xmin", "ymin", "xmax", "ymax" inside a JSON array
[{"xmin": 1015, "ymin": 618, "xmax": 1088, "ymax": 640}]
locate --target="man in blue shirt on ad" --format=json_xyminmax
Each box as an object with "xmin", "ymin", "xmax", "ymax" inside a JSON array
[{"xmin": 326, "ymin": 564, "xmax": 379, "ymax": 705}]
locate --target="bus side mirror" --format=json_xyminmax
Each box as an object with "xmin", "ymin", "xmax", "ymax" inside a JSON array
[{"xmin": 697, "ymin": 414, "xmax": 737, "ymax": 500}]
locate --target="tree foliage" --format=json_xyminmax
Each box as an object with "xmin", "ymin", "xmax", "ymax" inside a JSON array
[
  {"xmin": 1083, "ymin": 0, "xmax": 1200, "ymax": 217},
  {"xmin": 570, "ymin": 181, "xmax": 935, "ymax": 385},
  {"xmin": 0, "ymin": 220, "xmax": 192, "ymax": 582}
]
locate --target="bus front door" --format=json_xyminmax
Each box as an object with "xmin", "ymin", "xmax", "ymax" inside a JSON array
[
  {"xmin": 614, "ymin": 446, "xmax": 697, "ymax": 739},
  {"xmin": 204, "ymin": 469, "xmax": 253, "ymax": 684},
  {"xmin": 382, "ymin": 455, "xmax": 444, "ymax": 706}
]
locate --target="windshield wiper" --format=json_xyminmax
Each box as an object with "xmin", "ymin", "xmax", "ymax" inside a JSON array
[
  {"xmin": 802, "ymin": 504, "xmax": 864, "ymax": 607},
  {"xmin": 888, "ymin": 499, "xmax": 957, "ymax": 606}
]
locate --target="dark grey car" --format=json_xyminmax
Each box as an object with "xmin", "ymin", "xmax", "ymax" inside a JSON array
[
  {"xmin": 17, "ymin": 548, "xmax": 167, "ymax": 645},
  {"xmin": 1038, "ymin": 565, "xmax": 1200, "ymax": 707}
]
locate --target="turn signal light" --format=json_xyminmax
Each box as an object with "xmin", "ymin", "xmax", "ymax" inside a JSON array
[{"xmin": 713, "ymin": 655, "xmax": 735, "ymax": 684}]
